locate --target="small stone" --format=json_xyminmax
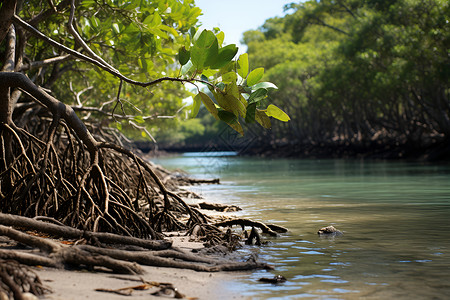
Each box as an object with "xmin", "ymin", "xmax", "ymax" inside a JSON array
[
  {"xmin": 317, "ymin": 225, "xmax": 343, "ymax": 235},
  {"xmin": 258, "ymin": 275, "xmax": 287, "ymax": 284}
]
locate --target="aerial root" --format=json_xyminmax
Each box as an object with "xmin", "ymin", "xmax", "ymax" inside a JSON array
[{"xmin": 1, "ymin": 115, "xmax": 209, "ymax": 237}]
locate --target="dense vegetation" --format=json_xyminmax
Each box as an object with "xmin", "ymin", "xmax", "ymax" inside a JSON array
[
  {"xmin": 170, "ymin": 0, "xmax": 449, "ymax": 159},
  {"xmin": 0, "ymin": 1, "xmax": 291, "ymax": 296},
  {"xmin": 0, "ymin": 0, "xmax": 289, "ymax": 233},
  {"xmin": 240, "ymin": 0, "xmax": 449, "ymax": 159}
]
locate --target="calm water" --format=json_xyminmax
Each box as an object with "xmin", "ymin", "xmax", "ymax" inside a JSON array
[{"xmin": 153, "ymin": 153, "xmax": 450, "ymax": 299}]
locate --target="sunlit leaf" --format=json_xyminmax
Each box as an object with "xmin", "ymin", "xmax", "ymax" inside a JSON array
[
  {"xmin": 216, "ymin": 31, "xmax": 225, "ymax": 45},
  {"xmin": 252, "ymin": 82, "xmax": 278, "ymax": 91},
  {"xmin": 247, "ymin": 68, "xmax": 264, "ymax": 86},
  {"xmin": 222, "ymin": 72, "xmax": 237, "ymax": 83},
  {"xmin": 266, "ymin": 104, "xmax": 290, "ymax": 122},
  {"xmin": 112, "ymin": 23, "xmax": 120, "ymax": 34},
  {"xmin": 214, "ymin": 91, "xmax": 245, "ymax": 117},
  {"xmin": 134, "ymin": 116, "xmax": 145, "ymax": 124},
  {"xmin": 237, "ymin": 53, "xmax": 249, "ymax": 79},
  {"xmin": 190, "ymin": 95, "xmax": 201, "ymax": 118}
]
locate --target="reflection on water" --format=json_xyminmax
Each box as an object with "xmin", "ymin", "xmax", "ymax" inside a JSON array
[{"xmin": 153, "ymin": 155, "xmax": 450, "ymax": 299}]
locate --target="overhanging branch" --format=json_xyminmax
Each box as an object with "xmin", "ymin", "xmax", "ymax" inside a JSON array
[{"xmin": 11, "ymin": 15, "xmax": 216, "ymax": 90}]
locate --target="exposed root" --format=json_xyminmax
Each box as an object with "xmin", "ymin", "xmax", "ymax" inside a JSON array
[
  {"xmin": 0, "ymin": 216, "xmax": 272, "ymax": 278},
  {"xmin": 1, "ymin": 107, "xmax": 206, "ymax": 237},
  {"xmin": 194, "ymin": 202, "xmax": 242, "ymax": 212},
  {"xmin": 213, "ymin": 218, "xmax": 285, "ymax": 237},
  {"xmin": 0, "ymin": 98, "xmax": 280, "ymax": 295},
  {"xmin": 0, "ymin": 258, "xmax": 50, "ymax": 300}
]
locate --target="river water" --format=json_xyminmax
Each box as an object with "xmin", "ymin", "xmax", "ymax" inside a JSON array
[{"xmin": 153, "ymin": 153, "xmax": 450, "ymax": 299}]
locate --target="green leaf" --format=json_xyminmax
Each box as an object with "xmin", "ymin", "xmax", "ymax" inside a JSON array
[
  {"xmin": 247, "ymin": 68, "xmax": 264, "ymax": 86},
  {"xmin": 191, "ymin": 30, "xmax": 219, "ymax": 70},
  {"xmin": 115, "ymin": 122, "xmax": 122, "ymax": 131},
  {"xmin": 237, "ymin": 53, "xmax": 249, "ymax": 79},
  {"xmin": 190, "ymin": 95, "xmax": 201, "ymax": 118},
  {"xmin": 255, "ymin": 109, "xmax": 272, "ymax": 129},
  {"xmin": 218, "ymin": 110, "xmax": 244, "ymax": 135},
  {"xmin": 134, "ymin": 116, "xmax": 145, "ymax": 124},
  {"xmin": 159, "ymin": 24, "xmax": 178, "ymax": 36},
  {"xmin": 181, "ymin": 60, "xmax": 194, "ymax": 75},
  {"xmin": 252, "ymin": 82, "xmax": 278, "ymax": 91},
  {"xmin": 218, "ymin": 110, "xmax": 236, "ymax": 123},
  {"xmin": 216, "ymin": 31, "xmax": 225, "ymax": 45},
  {"xmin": 210, "ymin": 44, "xmax": 238, "ymax": 69},
  {"xmin": 189, "ymin": 27, "xmax": 197, "ymax": 40},
  {"xmin": 266, "ymin": 104, "xmax": 290, "ymax": 122},
  {"xmin": 214, "ymin": 90, "xmax": 246, "ymax": 118},
  {"xmin": 222, "ymin": 72, "xmax": 237, "ymax": 83},
  {"xmin": 112, "ymin": 23, "xmax": 120, "ymax": 34},
  {"xmin": 178, "ymin": 46, "xmax": 190, "ymax": 65},
  {"xmin": 198, "ymin": 92, "xmax": 219, "ymax": 120},
  {"xmin": 201, "ymin": 69, "xmax": 216, "ymax": 78},
  {"xmin": 248, "ymin": 88, "xmax": 268, "ymax": 104},
  {"xmin": 245, "ymin": 103, "xmax": 257, "ymax": 123}
]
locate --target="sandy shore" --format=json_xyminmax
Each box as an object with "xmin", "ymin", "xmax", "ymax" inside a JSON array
[
  {"xmin": 38, "ymin": 265, "xmax": 243, "ymax": 300},
  {"xmin": 34, "ymin": 235, "xmax": 251, "ymax": 300}
]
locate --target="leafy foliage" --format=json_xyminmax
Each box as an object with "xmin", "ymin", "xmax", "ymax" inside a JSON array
[
  {"xmin": 180, "ymin": 28, "xmax": 289, "ymax": 135},
  {"xmin": 14, "ymin": 0, "xmax": 288, "ymax": 145},
  {"xmin": 242, "ymin": 0, "xmax": 449, "ymax": 154}
]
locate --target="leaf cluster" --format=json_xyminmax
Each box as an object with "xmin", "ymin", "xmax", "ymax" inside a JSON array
[{"xmin": 178, "ymin": 29, "xmax": 289, "ymax": 135}]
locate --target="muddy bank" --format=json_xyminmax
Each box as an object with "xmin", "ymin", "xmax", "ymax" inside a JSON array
[
  {"xmin": 137, "ymin": 137, "xmax": 450, "ymax": 161},
  {"xmin": 239, "ymin": 139, "xmax": 450, "ymax": 161}
]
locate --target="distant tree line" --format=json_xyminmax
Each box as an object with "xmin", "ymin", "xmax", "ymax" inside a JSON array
[{"xmin": 239, "ymin": 0, "xmax": 449, "ymax": 159}]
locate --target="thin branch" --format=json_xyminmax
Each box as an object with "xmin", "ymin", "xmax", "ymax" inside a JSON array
[
  {"xmin": 111, "ymin": 80, "xmax": 124, "ymax": 118},
  {"xmin": 313, "ymin": 17, "xmax": 349, "ymax": 35},
  {"xmin": 12, "ymin": 15, "xmax": 217, "ymax": 89},
  {"xmin": 29, "ymin": 0, "xmax": 70, "ymax": 27},
  {"xmin": 19, "ymin": 54, "xmax": 72, "ymax": 71},
  {"xmin": 68, "ymin": 0, "xmax": 120, "ymax": 74},
  {"xmin": 337, "ymin": 0, "xmax": 358, "ymax": 19}
]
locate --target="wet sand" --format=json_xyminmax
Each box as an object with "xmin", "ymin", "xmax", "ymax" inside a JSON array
[{"xmin": 35, "ymin": 235, "xmax": 248, "ymax": 300}]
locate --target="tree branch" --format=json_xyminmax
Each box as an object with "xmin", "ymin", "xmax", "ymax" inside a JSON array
[
  {"xmin": 19, "ymin": 54, "xmax": 72, "ymax": 71},
  {"xmin": 0, "ymin": 71, "xmax": 98, "ymax": 154},
  {"xmin": 12, "ymin": 15, "xmax": 217, "ymax": 90}
]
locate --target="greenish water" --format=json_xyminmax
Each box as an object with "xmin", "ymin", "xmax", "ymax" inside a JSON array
[{"xmin": 153, "ymin": 153, "xmax": 450, "ymax": 299}]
